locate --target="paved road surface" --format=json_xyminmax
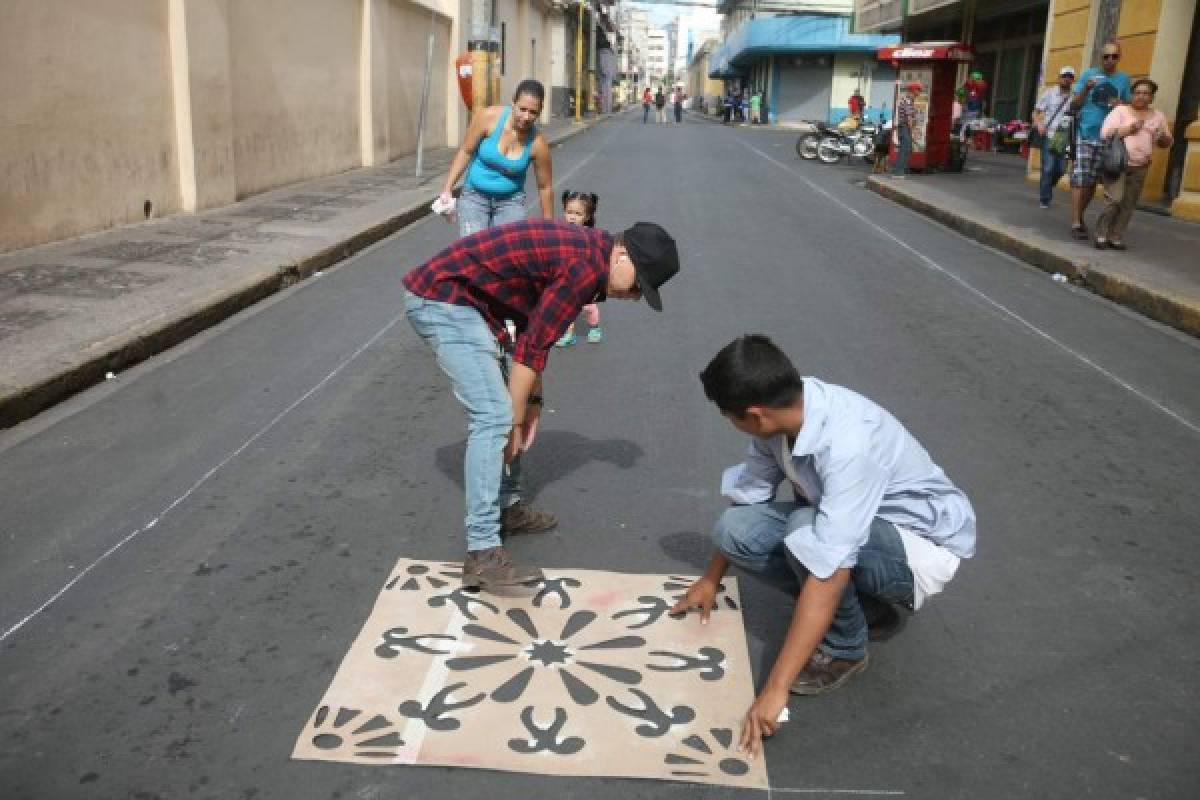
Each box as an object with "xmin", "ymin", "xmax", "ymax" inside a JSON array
[{"xmin": 3, "ymin": 111, "xmax": 1199, "ymax": 799}]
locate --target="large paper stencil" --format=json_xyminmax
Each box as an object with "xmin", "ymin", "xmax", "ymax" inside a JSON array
[{"xmin": 293, "ymin": 558, "xmax": 769, "ymax": 789}]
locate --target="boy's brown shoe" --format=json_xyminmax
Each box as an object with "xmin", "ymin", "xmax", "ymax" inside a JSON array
[
  {"xmin": 462, "ymin": 546, "xmax": 544, "ymax": 589},
  {"xmin": 789, "ymin": 651, "xmax": 869, "ymax": 696},
  {"xmin": 500, "ymin": 502, "xmax": 558, "ymax": 536}
]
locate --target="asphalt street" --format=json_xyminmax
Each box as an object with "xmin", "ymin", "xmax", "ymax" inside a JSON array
[{"xmin": 2, "ymin": 110, "xmax": 1199, "ymax": 800}]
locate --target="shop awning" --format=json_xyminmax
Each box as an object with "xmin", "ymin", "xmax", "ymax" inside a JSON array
[{"xmin": 709, "ymin": 14, "xmax": 899, "ymax": 79}]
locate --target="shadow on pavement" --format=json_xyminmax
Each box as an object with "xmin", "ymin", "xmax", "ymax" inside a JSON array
[{"xmin": 435, "ymin": 430, "xmax": 644, "ymax": 500}]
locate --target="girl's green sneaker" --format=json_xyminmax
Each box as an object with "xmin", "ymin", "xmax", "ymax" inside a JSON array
[{"xmin": 586, "ymin": 327, "xmax": 603, "ymax": 343}]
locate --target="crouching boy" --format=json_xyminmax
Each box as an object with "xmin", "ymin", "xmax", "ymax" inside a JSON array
[{"xmin": 671, "ymin": 335, "xmax": 976, "ymax": 757}]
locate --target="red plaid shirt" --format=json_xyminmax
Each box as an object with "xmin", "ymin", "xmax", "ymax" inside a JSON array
[
  {"xmin": 403, "ymin": 219, "xmax": 613, "ymax": 372},
  {"xmin": 897, "ymin": 94, "xmax": 916, "ymax": 128}
]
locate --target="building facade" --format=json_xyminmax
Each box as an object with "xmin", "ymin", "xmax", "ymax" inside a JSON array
[
  {"xmin": 710, "ymin": 2, "xmax": 899, "ymax": 124},
  {"xmin": 1, "ymin": 0, "xmax": 573, "ymax": 253},
  {"xmin": 853, "ymin": 0, "xmax": 1200, "ymax": 218}
]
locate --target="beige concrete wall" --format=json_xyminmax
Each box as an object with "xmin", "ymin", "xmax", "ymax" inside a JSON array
[
  {"xmin": 227, "ymin": 0, "xmax": 362, "ymax": 198},
  {"xmin": 2, "ymin": 0, "xmax": 563, "ymax": 253},
  {"xmin": 384, "ymin": 1, "xmax": 452, "ymax": 159},
  {"xmin": 1, "ymin": 0, "xmax": 180, "ymax": 252}
]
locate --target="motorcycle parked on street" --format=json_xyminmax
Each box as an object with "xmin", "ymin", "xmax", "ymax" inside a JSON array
[
  {"xmin": 816, "ymin": 119, "xmax": 881, "ymax": 164},
  {"xmin": 795, "ymin": 121, "xmax": 833, "ymax": 160}
]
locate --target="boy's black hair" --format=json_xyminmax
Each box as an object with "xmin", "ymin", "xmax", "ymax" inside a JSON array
[
  {"xmin": 513, "ymin": 79, "xmax": 546, "ymax": 105},
  {"xmin": 699, "ymin": 335, "xmax": 803, "ymax": 416},
  {"xmin": 561, "ymin": 191, "xmax": 599, "ymax": 227}
]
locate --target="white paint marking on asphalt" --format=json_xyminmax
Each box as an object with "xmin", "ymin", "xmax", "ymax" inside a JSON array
[
  {"xmin": 393, "ymin": 610, "xmax": 472, "ymax": 764},
  {"xmin": 0, "ymin": 313, "xmax": 406, "ymax": 644},
  {"xmin": 739, "ymin": 140, "xmax": 1200, "ymax": 437},
  {"xmin": 767, "ymin": 790, "xmax": 905, "ymax": 796}
]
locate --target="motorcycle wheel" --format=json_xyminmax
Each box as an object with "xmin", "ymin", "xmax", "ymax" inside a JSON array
[
  {"xmin": 816, "ymin": 137, "xmax": 842, "ymax": 164},
  {"xmin": 851, "ymin": 138, "xmax": 873, "ymax": 158},
  {"xmin": 796, "ymin": 133, "xmax": 820, "ymax": 160}
]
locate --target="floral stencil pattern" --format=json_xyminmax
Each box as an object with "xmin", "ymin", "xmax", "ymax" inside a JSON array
[{"xmin": 293, "ymin": 559, "xmax": 769, "ymax": 789}]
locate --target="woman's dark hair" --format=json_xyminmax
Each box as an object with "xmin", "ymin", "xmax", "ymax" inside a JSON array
[
  {"xmin": 1131, "ymin": 77, "xmax": 1158, "ymax": 95},
  {"xmin": 561, "ymin": 191, "xmax": 599, "ymax": 226},
  {"xmin": 513, "ymin": 79, "xmax": 546, "ymax": 105},
  {"xmin": 699, "ymin": 335, "xmax": 803, "ymax": 416}
]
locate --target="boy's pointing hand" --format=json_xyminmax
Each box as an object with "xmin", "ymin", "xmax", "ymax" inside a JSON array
[{"xmin": 668, "ymin": 578, "xmax": 719, "ymax": 625}]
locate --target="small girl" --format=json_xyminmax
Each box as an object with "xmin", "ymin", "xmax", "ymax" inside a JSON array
[{"xmin": 556, "ymin": 191, "xmax": 603, "ymax": 347}]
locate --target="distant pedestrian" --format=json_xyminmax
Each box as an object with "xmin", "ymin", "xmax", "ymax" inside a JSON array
[
  {"xmin": 673, "ymin": 87, "xmax": 684, "ymax": 123},
  {"xmin": 1094, "ymin": 78, "xmax": 1173, "ymax": 250},
  {"xmin": 642, "ymin": 87, "xmax": 653, "ymax": 124},
  {"xmin": 848, "ymin": 88, "xmax": 865, "ymax": 120},
  {"xmin": 722, "ymin": 92, "xmax": 733, "ymax": 124},
  {"xmin": 892, "ymin": 82, "xmax": 919, "ymax": 177},
  {"xmin": 1033, "ymin": 66, "xmax": 1075, "ymax": 209},
  {"xmin": 750, "ymin": 90, "xmax": 762, "ymax": 124},
  {"xmin": 655, "ymin": 86, "xmax": 667, "ymax": 124},
  {"xmin": 439, "ymin": 79, "xmax": 554, "ymax": 237},
  {"xmin": 556, "ymin": 191, "xmax": 604, "ymax": 346},
  {"xmin": 1069, "ymin": 40, "xmax": 1131, "ymax": 240},
  {"xmin": 403, "ymin": 219, "xmax": 680, "ymax": 590}
]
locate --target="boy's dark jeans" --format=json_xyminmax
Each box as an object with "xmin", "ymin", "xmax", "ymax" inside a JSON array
[
  {"xmin": 712, "ymin": 503, "xmax": 915, "ymax": 661},
  {"xmin": 1039, "ymin": 139, "xmax": 1068, "ymax": 205}
]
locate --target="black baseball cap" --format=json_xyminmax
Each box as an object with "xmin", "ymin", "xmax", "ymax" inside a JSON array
[{"xmin": 621, "ymin": 222, "xmax": 679, "ymax": 311}]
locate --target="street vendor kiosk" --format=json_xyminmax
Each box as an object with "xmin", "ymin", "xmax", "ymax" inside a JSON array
[{"xmin": 877, "ymin": 42, "xmax": 974, "ymax": 171}]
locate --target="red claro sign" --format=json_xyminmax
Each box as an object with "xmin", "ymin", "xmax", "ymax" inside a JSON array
[{"xmin": 877, "ymin": 42, "xmax": 974, "ymax": 62}]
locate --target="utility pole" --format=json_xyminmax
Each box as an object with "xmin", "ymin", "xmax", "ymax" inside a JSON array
[
  {"xmin": 575, "ymin": 1, "xmax": 585, "ymax": 122},
  {"xmin": 469, "ymin": 0, "xmax": 497, "ymax": 113}
]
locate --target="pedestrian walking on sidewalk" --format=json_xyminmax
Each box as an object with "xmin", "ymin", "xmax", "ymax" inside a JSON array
[
  {"xmin": 750, "ymin": 90, "xmax": 763, "ymax": 124},
  {"xmin": 893, "ymin": 82, "xmax": 920, "ymax": 177},
  {"xmin": 1094, "ymin": 79, "xmax": 1173, "ymax": 250},
  {"xmin": 402, "ymin": 219, "xmax": 680, "ymax": 590},
  {"xmin": 438, "ymin": 79, "xmax": 554, "ymax": 238},
  {"xmin": 655, "ymin": 87, "xmax": 667, "ymax": 124},
  {"xmin": 672, "ymin": 335, "xmax": 975, "ymax": 758},
  {"xmin": 642, "ymin": 86, "xmax": 653, "ymax": 124},
  {"xmin": 1068, "ymin": 41, "xmax": 1131, "ymax": 240},
  {"xmin": 1033, "ymin": 66, "xmax": 1076, "ymax": 208},
  {"xmin": 672, "ymin": 87, "xmax": 684, "ymax": 124}
]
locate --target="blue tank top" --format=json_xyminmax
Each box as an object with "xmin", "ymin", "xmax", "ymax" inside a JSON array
[{"xmin": 465, "ymin": 107, "xmax": 536, "ymax": 198}]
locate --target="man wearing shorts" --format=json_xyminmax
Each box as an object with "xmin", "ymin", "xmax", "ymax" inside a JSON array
[{"xmin": 1069, "ymin": 41, "xmax": 1131, "ymax": 240}]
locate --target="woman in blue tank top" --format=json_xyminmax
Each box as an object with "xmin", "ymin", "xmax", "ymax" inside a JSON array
[{"xmin": 439, "ymin": 79, "xmax": 554, "ymax": 237}]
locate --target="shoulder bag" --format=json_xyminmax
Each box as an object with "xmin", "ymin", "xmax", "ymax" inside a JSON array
[
  {"xmin": 1101, "ymin": 112, "xmax": 1129, "ymax": 178},
  {"xmin": 1046, "ymin": 95, "xmax": 1072, "ymax": 156}
]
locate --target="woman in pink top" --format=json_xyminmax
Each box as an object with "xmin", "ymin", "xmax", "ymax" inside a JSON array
[{"xmin": 1095, "ymin": 78, "xmax": 1174, "ymax": 249}]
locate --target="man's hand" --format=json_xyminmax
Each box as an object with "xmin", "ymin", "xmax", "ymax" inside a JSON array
[
  {"xmin": 1036, "ymin": 123, "xmax": 1047, "ymax": 136},
  {"xmin": 1085, "ymin": 76, "xmax": 1099, "ymax": 90},
  {"xmin": 503, "ymin": 426, "xmax": 521, "ymax": 464},
  {"xmin": 669, "ymin": 577, "xmax": 719, "ymax": 624},
  {"xmin": 520, "ymin": 403, "xmax": 542, "ymax": 450},
  {"xmin": 739, "ymin": 686, "xmax": 789, "ymax": 760}
]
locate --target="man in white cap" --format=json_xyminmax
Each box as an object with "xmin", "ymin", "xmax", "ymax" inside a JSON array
[{"xmin": 1033, "ymin": 66, "xmax": 1076, "ymax": 209}]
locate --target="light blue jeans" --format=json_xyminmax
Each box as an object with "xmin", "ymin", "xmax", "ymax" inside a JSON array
[
  {"xmin": 458, "ymin": 187, "xmax": 527, "ymax": 237},
  {"xmin": 712, "ymin": 503, "xmax": 915, "ymax": 660},
  {"xmin": 404, "ymin": 292, "xmax": 522, "ymax": 551}
]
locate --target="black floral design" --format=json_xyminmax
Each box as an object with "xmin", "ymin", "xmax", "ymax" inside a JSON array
[
  {"xmin": 386, "ymin": 562, "xmax": 461, "ymax": 591},
  {"xmin": 308, "ymin": 705, "xmax": 405, "ymax": 758},
  {"xmin": 664, "ymin": 727, "xmax": 750, "ymax": 778}
]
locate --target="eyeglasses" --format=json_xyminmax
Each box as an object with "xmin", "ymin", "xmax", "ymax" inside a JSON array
[{"xmin": 1102, "ymin": 53, "xmax": 1120, "ymax": 60}]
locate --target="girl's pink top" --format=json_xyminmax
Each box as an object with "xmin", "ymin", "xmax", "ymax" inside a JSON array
[{"xmin": 1101, "ymin": 106, "xmax": 1171, "ymax": 167}]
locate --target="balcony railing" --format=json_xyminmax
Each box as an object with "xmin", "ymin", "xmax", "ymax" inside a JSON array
[{"xmin": 854, "ymin": 0, "xmax": 903, "ymax": 32}]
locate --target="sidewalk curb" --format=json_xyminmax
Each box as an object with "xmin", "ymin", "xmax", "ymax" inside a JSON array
[
  {"xmin": 0, "ymin": 115, "xmax": 607, "ymax": 429},
  {"xmin": 866, "ymin": 176, "xmax": 1200, "ymax": 339}
]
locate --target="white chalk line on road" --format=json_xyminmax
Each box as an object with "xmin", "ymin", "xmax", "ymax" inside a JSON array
[
  {"xmin": 768, "ymin": 789, "xmax": 904, "ymax": 796},
  {"xmin": 739, "ymin": 140, "xmax": 1200, "ymax": 437},
  {"xmin": 1, "ymin": 313, "xmax": 406, "ymax": 645}
]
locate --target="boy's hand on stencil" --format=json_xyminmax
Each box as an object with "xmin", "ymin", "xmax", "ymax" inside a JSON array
[
  {"xmin": 669, "ymin": 578, "xmax": 719, "ymax": 625},
  {"xmin": 739, "ymin": 686, "xmax": 788, "ymax": 760}
]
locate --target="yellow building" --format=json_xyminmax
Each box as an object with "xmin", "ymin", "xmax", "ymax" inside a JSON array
[
  {"xmin": 1033, "ymin": 0, "xmax": 1199, "ymax": 219},
  {"xmin": 687, "ymin": 38, "xmax": 727, "ymax": 115}
]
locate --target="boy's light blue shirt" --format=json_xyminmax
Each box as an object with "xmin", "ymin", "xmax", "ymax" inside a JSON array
[
  {"xmin": 721, "ymin": 378, "xmax": 977, "ymax": 579},
  {"xmin": 1072, "ymin": 67, "xmax": 1131, "ymax": 141}
]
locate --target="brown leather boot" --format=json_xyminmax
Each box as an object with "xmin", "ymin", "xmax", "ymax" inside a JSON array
[
  {"xmin": 500, "ymin": 502, "xmax": 558, "ymax": 536},
  {"xmin": 462, "ymin": 546, "xmax": 544, "ymax": 590},
  {"xmin": 789, "ymin": 651, "xmax": 869, "ymax": 696}
]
